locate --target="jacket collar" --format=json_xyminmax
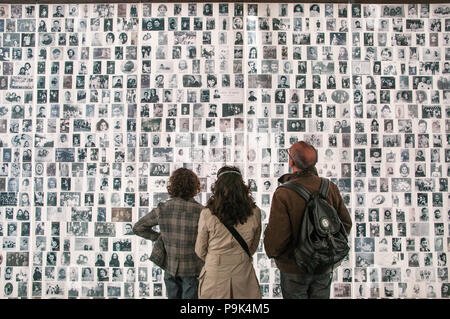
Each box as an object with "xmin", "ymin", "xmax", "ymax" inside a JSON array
[
  {"xmin": 277, "ymin": 167, "xmax": 318, "ymax": 184},
  {"xmin": 171, "ymin": 196, "xmax": 199, "ymax": 204}
]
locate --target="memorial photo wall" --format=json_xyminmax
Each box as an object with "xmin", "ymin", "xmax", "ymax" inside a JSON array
[{"xmin": 0, "ymin": 2, "xmax": 448, "ymax": 298}]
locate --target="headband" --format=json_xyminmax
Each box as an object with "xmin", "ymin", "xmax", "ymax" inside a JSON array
[{"xmin": 217, "ymin": 170, "xmax": 241, "ymax": 179}]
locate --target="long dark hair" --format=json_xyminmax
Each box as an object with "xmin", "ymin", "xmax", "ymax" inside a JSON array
[{"xmin": 207, "ymin": 166, "xmax": 255, "ymax": 226}]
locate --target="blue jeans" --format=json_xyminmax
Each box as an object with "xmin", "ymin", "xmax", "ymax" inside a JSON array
[
  {"xmin": 280, "ymin": 271, "xmax": 332, "ymax": 299},
  {"xmin": 164, "ymin": 272, "xmax": 198, "ymax": 299}
]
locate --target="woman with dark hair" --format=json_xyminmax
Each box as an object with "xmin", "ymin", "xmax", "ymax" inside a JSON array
[
  {"xmin": 96, "ymin": 119, "xmax": 109, "ymax": 132},
  {"xmin": 133, "ymin": 168, "xmax": 204, "ymax": 299},
  {"xmin": 109, "ymin": 253, "xmax": 120, "ymax": 267},
  {"xmin": 195, "ymin": 166, "xmax": 262, "ymax": 299}
]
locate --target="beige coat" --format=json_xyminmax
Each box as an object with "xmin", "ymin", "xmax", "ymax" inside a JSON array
[{"xmin": 195, "ymin": 207, "xmax": 262, "ymax": 299}]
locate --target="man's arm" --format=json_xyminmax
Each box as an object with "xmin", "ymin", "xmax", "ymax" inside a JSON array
[
  {"xmin": 132, "ymin": 203, "xmax": 162, "ymax": 241},
  {"xmin": 263, "ymin": 191, "xmax": 292, "ymax": 258}
]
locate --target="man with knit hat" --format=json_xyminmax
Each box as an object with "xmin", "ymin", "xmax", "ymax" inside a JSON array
[{"xmin": 264, "ymin": 141, "xmax": 352, "ymax": 299}]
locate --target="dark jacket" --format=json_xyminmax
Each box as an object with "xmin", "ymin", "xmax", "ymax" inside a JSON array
[
  {"xmin": 133, "ymin": 197, "xmax": 204, "ymax": 277},
  {"xmin": 264, "ymin": 168, "xmax": 352, "ymax": 274}
]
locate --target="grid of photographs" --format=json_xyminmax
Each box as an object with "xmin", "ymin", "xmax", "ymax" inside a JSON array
[{"xmin": 0, "ymin": 3, "xmax": 448, "ymax": 299}]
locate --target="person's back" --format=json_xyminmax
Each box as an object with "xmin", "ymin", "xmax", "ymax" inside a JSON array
[
  {"xmin": 196, "ymin": 208, "xmax": 260, "ymax": 256},
  {"xmin": 133, "ymin": 168, "xmax": 203, "ymax": 299},
  {"xmin": 158, "ymin": 197, "xmax": 204, "ymax": 274},
  {"xmin": 195, "ymin": 166, "xmax": 262, "ymax": 299},
  {"xmin": 264, "ymin": 141, "xmax": 352, "ymax": 299},
  {"xmin": 265, "ymin": 168, "xmax": 351, "ymax": 273},
  {"xmin": 195, "ymin": 207, "xmax": 261, "ymax": 298}
]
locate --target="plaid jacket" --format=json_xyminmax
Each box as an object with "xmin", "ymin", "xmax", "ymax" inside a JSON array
[{"xmin": 133, "ymin": 197, "xmax": 204, "ymax": 277}]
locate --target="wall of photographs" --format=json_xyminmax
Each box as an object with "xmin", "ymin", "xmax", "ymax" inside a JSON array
[{"xmin": 0, "ymin": 2, "xmax": 448, "ymax": 299}]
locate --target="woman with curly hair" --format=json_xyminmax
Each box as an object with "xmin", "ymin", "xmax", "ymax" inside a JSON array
[
  {"xmin": 133, "ymin": 168, "xmax": 203, "ymax": 299},
  {"xmin": 195, "ymin": 166, "xmax": 262, "ymax": 299}
]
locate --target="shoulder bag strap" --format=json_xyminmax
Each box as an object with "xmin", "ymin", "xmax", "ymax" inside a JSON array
[{"xmin": 222, "ymin": 222, "xmax": 252, "ymax": 258}]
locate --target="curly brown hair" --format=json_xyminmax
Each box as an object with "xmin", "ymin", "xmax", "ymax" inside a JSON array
[
  {"xmin": 207, "ymin": 166, "xmax": 255, "ymax": 226},
  {"xmin": 167, "ymin": 168, "xmax": 201, "ymax": 200}
]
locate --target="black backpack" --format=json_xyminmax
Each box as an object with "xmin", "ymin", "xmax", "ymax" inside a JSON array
[{"xmin": 279, "ymin": 178, "xmax": 350, "ymax": 274}]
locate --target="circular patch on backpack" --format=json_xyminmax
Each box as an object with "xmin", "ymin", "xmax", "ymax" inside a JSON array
[{"xmin": 321, "ymin": 217, "xmax": 330, "ymax": 229}]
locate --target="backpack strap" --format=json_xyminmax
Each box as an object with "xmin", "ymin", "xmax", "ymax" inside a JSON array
[
  {"xmin": 279, "ymin": 181, "xmax": 312, "ymax": 201},
  {"xmin": 318, "ymin": 178, "xmax": 330, "ymax": 199}
]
